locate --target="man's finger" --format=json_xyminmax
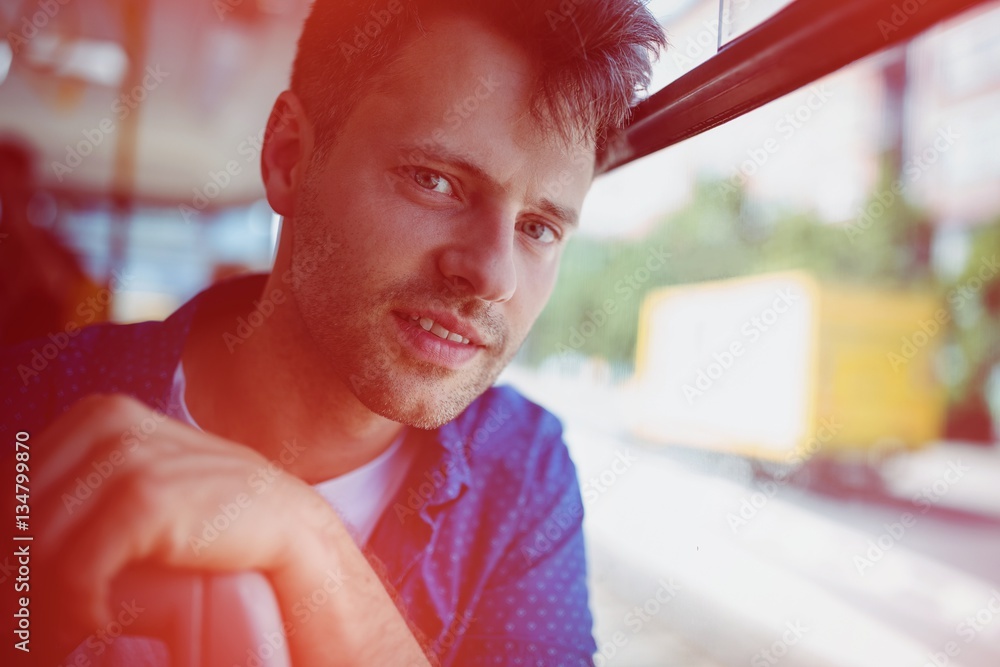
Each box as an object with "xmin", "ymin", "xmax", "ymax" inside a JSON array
[
  {"xmin": 54, "ymin": 475, "xmax": 169, "ymax": 633},
  {"xmin": 34, "ymin": 394, "xmax": 153, "ymax": 494}
]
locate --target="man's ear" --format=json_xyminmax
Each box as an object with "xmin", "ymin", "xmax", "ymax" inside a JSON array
[{"xmin": 261, "ymin": 90, "xmax": 314, "ymax": 216}]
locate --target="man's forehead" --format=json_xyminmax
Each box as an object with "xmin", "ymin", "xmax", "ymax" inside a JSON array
[
  {"xmin": 368, "ymin": 15, "xmax": 588, "ymax": 142},
  {"xmin": 344, "ymin": 14, "xmax": 595, "ymax": 208}
]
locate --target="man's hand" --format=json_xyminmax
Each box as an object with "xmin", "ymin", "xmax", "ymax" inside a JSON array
[{"xmin": 34, "ymin": 394, "xmax": 431, "ymax": 666}]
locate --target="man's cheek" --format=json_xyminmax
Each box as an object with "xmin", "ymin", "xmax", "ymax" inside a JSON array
[
  {"xmin": 533, "ymin": 262, "xmax": 561, "ymax": 308},
  {"xmin": 507, "ymin": 302, "xmax": 541, "ymax": 348}
]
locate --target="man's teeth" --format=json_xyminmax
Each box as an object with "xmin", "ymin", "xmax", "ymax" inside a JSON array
[{"xmin": 410, "ymin": 315, "xmax": 471, "ymax": 345}]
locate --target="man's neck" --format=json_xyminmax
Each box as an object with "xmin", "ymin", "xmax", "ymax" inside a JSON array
[{"xmin": 180, "ymin": 275, "xmax": 405, "ymax": 484}]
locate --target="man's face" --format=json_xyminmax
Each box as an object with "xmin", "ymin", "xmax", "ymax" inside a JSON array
[{"xmin": 287, "ymin": 15, "xmax": 594, "ymax": 429}]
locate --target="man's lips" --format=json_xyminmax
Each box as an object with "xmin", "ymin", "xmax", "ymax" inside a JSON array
[
  {"xmin": 394, "ymin": 310, "xmax": 486, "ymax": 347},
  {"xmin": 392, "ymin": 312, "xmax": 483, "ymax": 370}
]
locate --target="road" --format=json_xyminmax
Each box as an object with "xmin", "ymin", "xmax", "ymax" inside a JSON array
[{"xmin": 499, "ymin": 366, "xmax": 1000, "ymax": 667}]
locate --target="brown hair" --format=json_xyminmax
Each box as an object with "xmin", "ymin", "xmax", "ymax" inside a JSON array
[{"xmin": 290, "ymin": 0, "xmax": 665, "ymax": 150}]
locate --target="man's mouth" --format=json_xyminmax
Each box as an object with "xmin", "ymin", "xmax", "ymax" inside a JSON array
[
  {"xmin": 392, "ymin": 311, "xmax": 485, "ymax": 370},
  {"xmin": 397, "ymin": 309, "xmax": 486, "ymax": 347},
  {"xmin": 406, "ymin": 314, "xmax": 472, "ymax": 346}
]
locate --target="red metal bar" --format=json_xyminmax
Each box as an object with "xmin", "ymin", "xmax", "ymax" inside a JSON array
[{"xmin": 598, "ymin": 0, "xmax": 991, "ymax": 173}]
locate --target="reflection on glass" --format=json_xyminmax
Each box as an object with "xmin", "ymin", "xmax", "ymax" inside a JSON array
[
  {"xmin": 504, "ymin": 3, "xmax": 1000, "ymax": 665},
  {"xmin": 719, "ymin": 0, "xmax": 795, "ymax": 47}
]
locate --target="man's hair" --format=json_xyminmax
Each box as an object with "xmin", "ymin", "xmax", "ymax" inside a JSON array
[{"xmin": 290, "ymin": 0, "xmax": 665, "ymax": 151}]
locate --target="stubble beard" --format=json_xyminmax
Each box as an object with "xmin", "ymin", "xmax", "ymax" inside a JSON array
[{"xmin": 287, "ymin": 183, "xmax": 519, "ymax": 430}]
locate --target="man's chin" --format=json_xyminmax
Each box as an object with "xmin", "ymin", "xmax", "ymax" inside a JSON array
[
  {"xmin": 360, "ymin": 387, "xmax": 475, "ymax": 430},
  {"xmin": 353, "ymin": 367, "xmax": 499, "ymax": 430}
]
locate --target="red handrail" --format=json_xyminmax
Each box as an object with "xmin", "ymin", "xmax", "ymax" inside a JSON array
[{"xmin": 598, "ymin": 0, "xmax": 991, "ymax": 173}]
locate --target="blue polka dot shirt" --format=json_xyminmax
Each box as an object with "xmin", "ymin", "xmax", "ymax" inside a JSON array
[{"xmin": 1, "ymin": 274, "xmax": 597, "ymax": 666}]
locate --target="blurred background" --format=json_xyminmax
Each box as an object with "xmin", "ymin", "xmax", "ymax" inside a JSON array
[{"xmin": 2, "ymin": 0, "xmax": 999, "ymax": 665}]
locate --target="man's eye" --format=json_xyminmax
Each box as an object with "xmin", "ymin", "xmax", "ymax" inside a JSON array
[
  {"xmin": 522, "ymin": 220, "xmax": 558, "ymax": 244},
  {"xmin": 411, "ymin": 168, "xmax": 455, "ymax": 197}
]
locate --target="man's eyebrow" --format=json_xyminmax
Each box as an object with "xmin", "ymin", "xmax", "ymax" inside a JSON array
[
  {"xmin": 535, "ymin": 199, "xmax": 579, "ymax": 230},
  {"xmin": 398, "ymin": 143, "xmax": 495, "ymax": 187},
  {"xmin": 398, "ymin": 143, "xmax": 580, "ymax": 229}
]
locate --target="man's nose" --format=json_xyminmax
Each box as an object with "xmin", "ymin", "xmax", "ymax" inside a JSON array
[{"xmin": 437, "ymin": 207, "xmax": 517, "ymax": 304}]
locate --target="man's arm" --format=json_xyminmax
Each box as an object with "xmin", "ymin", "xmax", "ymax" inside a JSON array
[{"xmin": 33, "ymin": 394, "xmax": 431, "ymax": 667}]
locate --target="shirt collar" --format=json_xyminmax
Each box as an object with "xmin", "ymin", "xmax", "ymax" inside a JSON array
[
  {"xmin": 168, "ymin": 272, "xmax": 477, "ymax": 505},
  {"xmin": 157, "ymin": 272, "xmax": 271, "ymax": 368},
  {"xmin": 173, "ymin": 273, "xmax": 480, "ymax": 490}
]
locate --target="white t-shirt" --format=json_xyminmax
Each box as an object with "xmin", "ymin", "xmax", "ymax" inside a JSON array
[{"xmin": 166, "ymin": 362, "xmax": 417, "ymax": 545}]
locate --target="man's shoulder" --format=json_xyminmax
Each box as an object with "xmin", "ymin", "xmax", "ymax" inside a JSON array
[
  {"xmin": 454, "ymin": 383, "xmax": 574, "ymax": 482},
  {"xmin": 1, "ymin": 274, "xmax": 248, "ymax": 413},
  {"xmin": 459, "ymin": 383, "xmax": 563, "ymax": 442},
  {"xmin": 3, "ymin": 318, "xmax": 177, "ymax": 384},
  {"xmin": 1, "ymin": 318, "xmax": 183, "ymax": 434}
]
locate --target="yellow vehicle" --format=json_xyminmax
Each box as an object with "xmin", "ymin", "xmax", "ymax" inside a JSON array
[
  {"xmin": 631, "ymin": 271, "xmax": 948, "ymax": 462},
  {"xmin": 3, "ymin": 0, "xmax": 999, "ymax": 665}
]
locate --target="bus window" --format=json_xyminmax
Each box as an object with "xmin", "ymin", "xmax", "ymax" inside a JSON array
[
  {"xmin": 500, "ymin": 1, "xmax": 1000, "ymax": 664},
  {"xmin": 2, "ymin": 1, "xmax": 998, "ymax": 665}
]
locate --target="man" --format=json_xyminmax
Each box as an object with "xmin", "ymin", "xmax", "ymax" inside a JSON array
[
  {"xmin": 0, "ymin": 140, "xmax": 106, "ymax": 347},
  {"xmin": 2, "ymin": 1, "xmax": 664, "ymax": 665}
]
